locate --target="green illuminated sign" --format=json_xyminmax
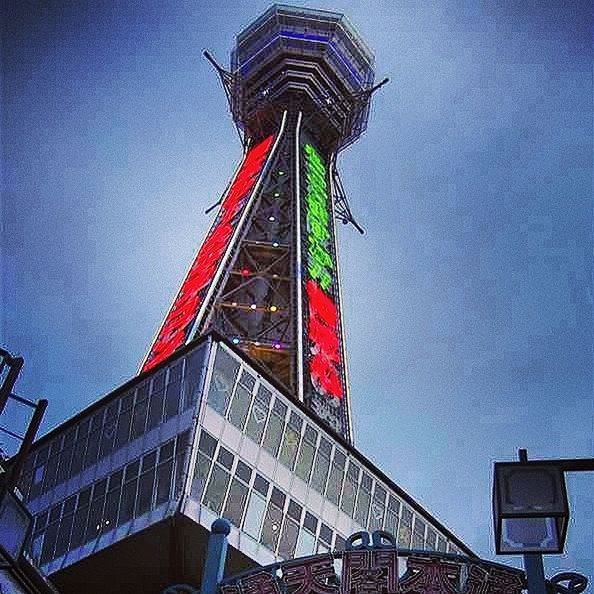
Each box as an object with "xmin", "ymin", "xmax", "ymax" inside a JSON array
[{"xmin": 304, "ymin": 143, "xmax": 333, "ymax": 291}]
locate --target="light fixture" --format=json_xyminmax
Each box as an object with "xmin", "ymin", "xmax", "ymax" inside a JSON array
[
  {"xmin": 273, "ymin": 191, "xmax": 280, "ymax": 197},
  {"xmin": 232, "ymin": 337, "xmax": 240, "ymax": 345},
  {"xmin": 268, "ymin": 216, "xmax": 275, "ymax": 222},
  {"xmin": 273, "ymin": 342, "xmax": 281, "ymax": 350},
  {"xmin": 493, "ymin": 462, "xmax": 569, "ymax": 554},
  {"xmin": 231, "ymin": 301, "xmax": 238, "ymax": 307},
  {"xmin": 241, "ymin": 268, "xmax": 250, "ymax": 276},
  {"xmin": 272, "ymin": 241, "xmax": 279, "ymax": 248},
  {"xmin": 250, "ymin": 304, "xmax": 257, "ymax": 310},
  {"xmin": 270, "ymin": 305, "xmax": 278, "ymax": 312}
]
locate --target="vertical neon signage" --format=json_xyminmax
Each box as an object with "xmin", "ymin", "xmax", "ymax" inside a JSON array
[
  {"xmin": 142, "ymin": 135, "xmax": 275, "ymax": 372},
  {"xmin": 303, "ymin": 143, "xmax": 345, "ymax": 402}
]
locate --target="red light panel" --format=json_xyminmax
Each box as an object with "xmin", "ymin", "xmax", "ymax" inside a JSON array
[{"xmin": 142, "ymin": 135, "xmax": 275, "ymax": 372}]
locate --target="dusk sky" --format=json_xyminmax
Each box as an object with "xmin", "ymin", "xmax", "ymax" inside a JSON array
[{"xmin": 3, "ymin": 0, "xmax": 592, "ymax": 582}]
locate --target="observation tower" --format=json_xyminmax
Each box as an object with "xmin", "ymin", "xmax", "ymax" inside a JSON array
[
  {"xmin": 18, "ymin": 7, "xmax": 474, "ymax": 594},
  {"xmin": 141, "ymin": 5, "xmax": 387, "ymax": 442}
]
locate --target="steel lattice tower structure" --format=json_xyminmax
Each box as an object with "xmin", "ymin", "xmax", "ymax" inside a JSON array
[{"xmin": 141, "ymin": 5, "xmax": 386, "ymax": 443}]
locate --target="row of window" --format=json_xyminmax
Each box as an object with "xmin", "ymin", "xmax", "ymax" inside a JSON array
[
  {"xmin": 206, "ymin": 346, "xmax": 453, "ymax": 554},
  {"xmin": 192, "ymin": 430, "xmax": 346, "ymax": 559},
  {"xmin": 20, "ymin": 345, "xmax": 206, "ymax": 503},
  {"xmin": 30, "ymin": 431, "xmax": 190, "ymax": 567}
]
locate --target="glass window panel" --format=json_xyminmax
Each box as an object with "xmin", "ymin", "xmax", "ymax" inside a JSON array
[
  {"xmin": 164, "ymin": 378, "xmax": 181, "ymax": 421},
  {"xmin": 437, "ymin": 536, "xmax": 447, "ymax": 552},
  {"xmin": 104, "ymin": 487, "xmax": 121, "ymax": 530},
  {"xmin": 385, "ymin": 508, "xmax": 399, "ymax": 538},
  {"xmin": 426, "ymin": 528, "xmax": 437, "ymax": 551},
  {"xmin": 304, "ymin": 511, "xmax": 318, "ymax": 534},
  {"xmin": 191, "ymin": 452, "xmax": 213, "ymax": 499},
  {"xmin": 253, "ymin": 474, "xmax": 269, "ymax": 497},
  {"xmin": 295, "ymin": 528, "xmax": 316, "ymax": 557},
  {"xmin": 354, "ymin": 484, "xmax": 371, "ymax": 528},
  {"xmin": 260, "ymin": 502, "xmax": 283, "ymax": 552},
  {"xmin": 156, "ymin": 459, "xmax": 174, "ymax": 506},
  {"xmin": 278, "ymin": 421, "xmax": 301, "ymax": 470},
  {"xmin": 160, "ymin": 439, "xmax": 175, "ymax": 462},
  {"xmin": 70, "ymin": 504, "xmax": 89, "ymax": 550},
  {"xmin": 147, "ymin": 388, "xmax": 164, "ymax": 430},
  {"xmin": 319, "ymin": 523, "xmax": 333, "ymax": 544},
  {"xmin": 119, "ymin": 479, "xmax": 138, "ymax": 526},
  {"xmin": 335, "ymin": 535, "xmax": 346, "ymax": 551},
  {"xmin": 270, "ymin": 487, "xmax": 285, "ymax": 509},
  {"xmin": 398, "ymin": 507, "xmax": 412, "ymax": 548},
  {"xmin": 278, "ymin": 517, "xmax": 299, "ymax": 559},
  {"xmin": 78, "ymin": 487, "xmax": 91, "ymax": 507},
  {"xmin": 412, "ymin": 517, "xmax": 425, "ymax": 549},
  {"xmin": 40, "ymin": 521, "xmax": 59, "ymax": 564},
  {"xmin": 136, "ymin": 470, "xmax": 155, "ymax": 517},
  {"xmin": 54, "ymin": 513, "xmax": 74, "ymax": 558},
  {"xmin": 217, "ymin": 447, "xmax": 234, "ymax": 471},
  {"xmin": 228, "ymin": 384, "xmax": 253, "ymax": 430},
  {"xmin": 125, "ymin": 460, "xmax": 140, "ymax": 481},
  {"xmin": 167, "ymin": 361, "xmax": 181, "ymax": 383},
  {"xmin": 388, "ymin": 495, "xmax": 400, "ymax": 512},
  {"xmin": 86, "ymin": 494, "xmax": 105, "ymax": 543},
  {"xmin": 243, "ymin": 491, "xmax": 266, "ymax": 539},
  {"xmin": 131, "ymin": 393, "xmax": 149, "ymax": 441},
  {"xmin": 48, "ymin": 503, "xmax": 62, "ymax": 523},
  {"xmin": 262, "ymin": 399, "xmax": 287, "ymax": 457},
  {"xmin": 152, "ymin": 371, "xmax": 166, "ymax": 393},
  {"xmin": 142, "ymin": 450, "xmax": 158, "ymax": 471},
  {"xmin": 34, "ymin": 510, "xmax": 48, "ymax": 533},
  {"xmin": 184, "ymin": 345, "xmax": 207, "ymax": 409},
  {"xmin": 295, "ymin": 427, "xmax": 317, "ymax": 483},
  {"xmin": 341, "ymin": 462, "xmax": 359, "ymax": 518},
  {"xmin": 43, "ymin": 454, "xmax": 58, "ymax": 492},
  {"xmin": 239, "ymin": 369, "xmax": 256, "ymax": 391},
  {"xmin": 325, "ymin": 455, "xmax": 345, "ymax": 506},
  {"xmin": 203, "ymin": 465, "xmax": 231, "ymax": 514},
  {"xmin": 287, "ymin": 500, "xmax": 302, "ymax": 522},
  {"xmin": 245, "ymin": 385, "xmax": 271, "ymax": 444},
  {"xmin": 310, "ymin": 442, "xmax": 331, "ymax": 494},
  {"xmin": 235, "ymin": 460, "xmax": 252, "ymax": 484},
  {"xmin": 207, "ymin": 347, "xmax": 240, "ymax": 415},
  {"xmin": 99, "ymin": 401, "xmax": 119, "ymax": 460},
  {"xmin": 369, "ymin": 499, "xmax": 385, "ymax": 532},
  {"xmin": 198, "ymin": 431, "xmax": 217, "ymax": 456},
  {"xmin": 223, "ymin": 478, "xmax": 249, "ymax": 527},
  {"xmin": 114, "ymin": 407, "xmax": 132, "ymax": 450}
]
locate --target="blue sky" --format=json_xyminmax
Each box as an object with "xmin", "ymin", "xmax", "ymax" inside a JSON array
[{"xmin": 3, "ymin": 0, "xmax": 592, "ymax": 581}]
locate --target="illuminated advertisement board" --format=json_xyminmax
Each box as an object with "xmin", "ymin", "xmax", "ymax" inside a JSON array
[
  {"xmin": 302, "ymin": 142, "xmax": 347, "ymax": 434},
  {"xmin": 142, "ymin": 135, "xmax": 276, "ymax": 372}
]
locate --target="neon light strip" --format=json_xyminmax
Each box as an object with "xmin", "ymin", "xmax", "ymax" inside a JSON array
[
  {"xmin": 303, "ymin": 143, "xmax": 344, "ymax": 400},
  {"xmin": 295, "ymin": 111, "xmax": 305, "ymax": 403},
  {"xmin": 141, "ymin": 134, "xmax": 276, "ymax": 372}
]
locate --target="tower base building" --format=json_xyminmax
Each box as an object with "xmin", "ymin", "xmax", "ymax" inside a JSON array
[{"xmin": 19, "ymin": 335, "xmax": 473, "ymax": 593}]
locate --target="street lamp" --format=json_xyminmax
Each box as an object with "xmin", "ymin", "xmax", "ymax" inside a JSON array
[
  {"xmin": 492, "ymin": 449, "xmax": 594, "ymax": 594},
  {"xmin": 493, "ymin": 461, "xmax": 568, "ymax": 554}
]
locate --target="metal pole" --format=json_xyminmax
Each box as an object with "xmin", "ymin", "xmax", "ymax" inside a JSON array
[
  {"xmin": 201, "ymin": 518, "xmax": 231, "ymax": 594},
  {"xmin": 5, "ymin": 399, "xmax": 48, "ymax": 491},
  {"xmin": 0, "ymin": 351, "xmax": 24, "ymax": 414},
  {"xmin": 519, "ymin": 449, "xmax": 547, "ymax": 594}
]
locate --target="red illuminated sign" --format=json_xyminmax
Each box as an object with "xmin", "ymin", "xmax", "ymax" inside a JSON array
[{"xmin": 142, "ymin": 135, "xmax": 275, "ymax": 372}]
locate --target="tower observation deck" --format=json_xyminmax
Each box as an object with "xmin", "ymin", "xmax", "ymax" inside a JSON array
[{"xmin": 142, "ymin": 5, "xmax": 386, "ymax": 443}]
